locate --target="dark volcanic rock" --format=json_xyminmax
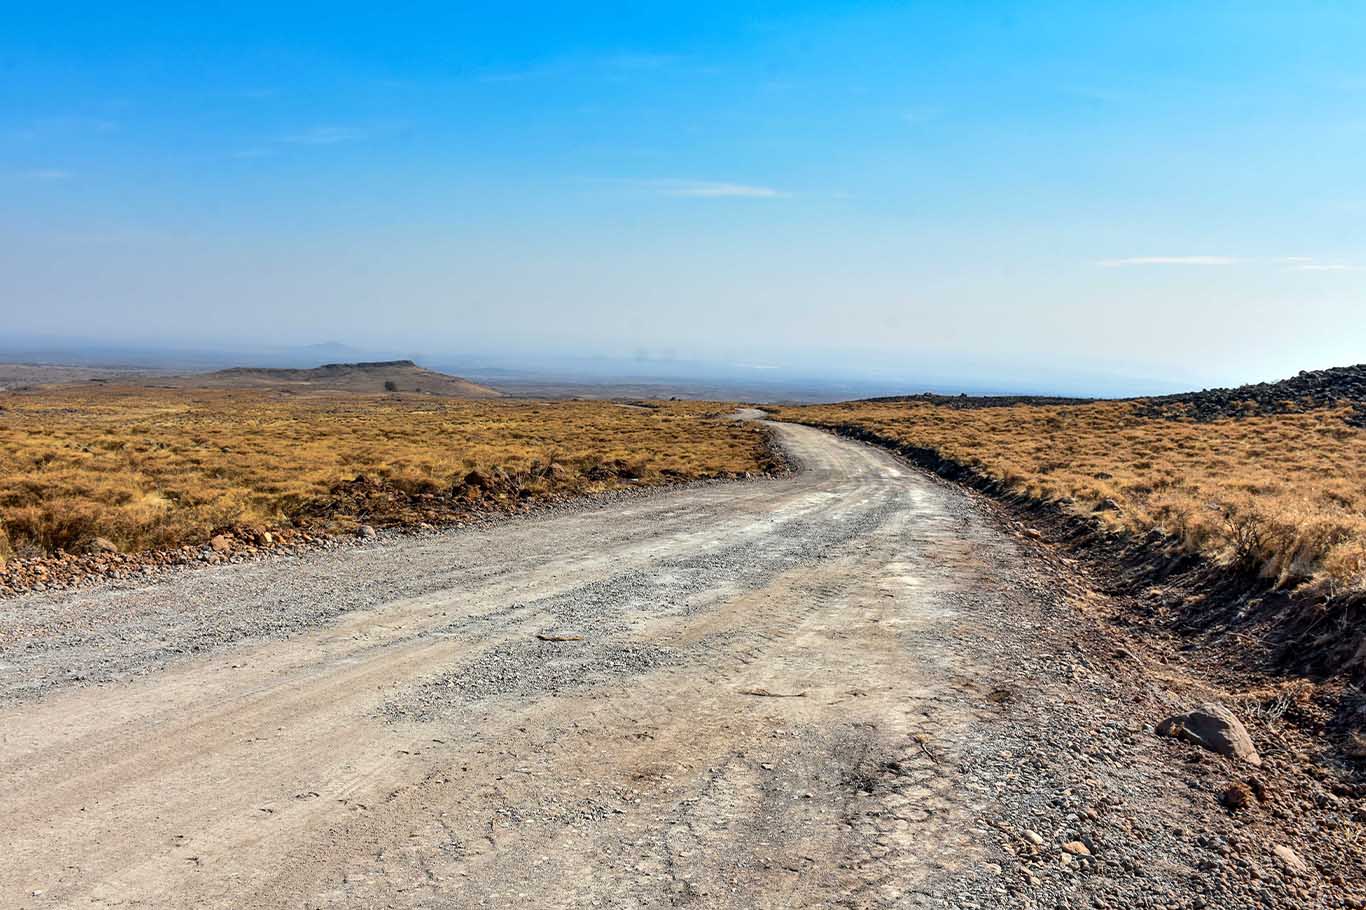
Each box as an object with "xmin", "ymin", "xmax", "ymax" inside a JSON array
[
  {"xmin": 1133, "ymin": 364, "xmax": 1366, "ymax": 425},
  {"xmin": 862, "ymin": 392, "xmax": 1095, "ymax": 409}
]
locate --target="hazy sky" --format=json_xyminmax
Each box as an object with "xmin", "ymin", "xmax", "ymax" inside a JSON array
[{"xmin": 3, "ymin": 2, "xmax": 1365, "ymax": 390}]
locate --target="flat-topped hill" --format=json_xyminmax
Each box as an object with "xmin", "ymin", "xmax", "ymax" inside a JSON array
[{"xmin": 168, "ymin": 360, "xmax": 502, "ymax": 398}]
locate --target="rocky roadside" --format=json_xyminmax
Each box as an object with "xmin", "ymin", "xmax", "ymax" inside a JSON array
[{"xmin": 929, "ymin": 490, "xmax": 1366, "ymax": 910}]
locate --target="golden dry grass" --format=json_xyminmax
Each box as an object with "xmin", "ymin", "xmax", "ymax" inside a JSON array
[
  {"xmin": 0, "ymin": 388, "xmax": 772, "ymax": 559},
  {"xmin": 777, "ymin": 400, "xmax": 1366, "ymax": 594}
]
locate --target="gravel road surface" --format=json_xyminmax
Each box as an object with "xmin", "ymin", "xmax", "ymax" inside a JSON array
[{"xmin": 0, "ymin": 421, "xmax": 1348, "ymax": 908}]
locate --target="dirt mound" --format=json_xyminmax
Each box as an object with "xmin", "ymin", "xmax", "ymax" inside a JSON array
[
  {"xmin": 170, "ymin": 360, "xmax": 502, "ymax": 398},
  {"xmin": 1134, "ymin": 365, "xmax": 1366, "ymax": 425}
]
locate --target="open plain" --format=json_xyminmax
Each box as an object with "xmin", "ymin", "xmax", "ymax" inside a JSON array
[{"xmin": 0, "ymin": 387, "xmax": 776, "ymax": 584}]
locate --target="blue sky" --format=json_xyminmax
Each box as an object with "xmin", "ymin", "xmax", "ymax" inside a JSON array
[{"xmin": 3, "ymin": 2, "xmax": 1365, "ymax": 391}]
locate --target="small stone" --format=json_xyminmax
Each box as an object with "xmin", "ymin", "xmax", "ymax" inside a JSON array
[
  {"xmin": 357, "ymin": 525, "xmax": 377, "ymax": 539},
  {"xmin": 209, "ymin": 535, "xmax": 232, "ymax": 553},
  {"xmin": 1272, "ymin": 845, "xmax": 1308, "ymax": 874},
  {"xmin": 1023, "ymin": 830, "xmax": 1044, "ymax": 846},
  {"xmin": 1062, "ymin": 841, "xmax": 1091, "ymax": 857}
]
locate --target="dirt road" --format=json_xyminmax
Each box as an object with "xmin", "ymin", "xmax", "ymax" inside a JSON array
[{"xmin": 0, "ymin": 422, "xmax": 1341, "ymax": 908}]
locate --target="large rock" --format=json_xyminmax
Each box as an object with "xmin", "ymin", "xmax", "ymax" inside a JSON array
[
  {"xmin": 86, "ymin": 537, "xmax": 120, "ymax": 554},
  {"xmin": 1156, "ymin": 703, "xmax": 1261, "ymax": 766}
]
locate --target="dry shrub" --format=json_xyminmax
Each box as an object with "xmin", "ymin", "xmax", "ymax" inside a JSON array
[
  {"xmin": 1234, "ymin": 679, "xmax": 1316, "ymax": 728},
  {"xmin": 0, "ymin": 389, "xmax": 771, "ymax": 556}
]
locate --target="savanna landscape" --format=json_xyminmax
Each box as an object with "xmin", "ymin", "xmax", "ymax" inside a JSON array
[
  {"xmin": 7, "ymin": 4, "xmax": 1366, "ymax": 908},
  {"xmin": 0, "ymin": 377, "xmax": 779, "ymax": 593},
  {"xmin": 780, "ymin": 385, "xmax": 1366, "ymax": 596},
  {"xmin": 4, "ymin": 361, "xmax": 1365, "ymax": 909}
]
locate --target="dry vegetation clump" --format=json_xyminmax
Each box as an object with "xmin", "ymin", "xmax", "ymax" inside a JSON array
[
  {"xmin": 776, "ymin": 400, "xmax": 1366, "ymax": 595},
  {"xmin": 0, "ymin": 388, "xmax": 775, "ymax": 561}
]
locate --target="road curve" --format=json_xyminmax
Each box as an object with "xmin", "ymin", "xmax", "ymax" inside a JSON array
[{"xmin": 0, "ymin": 421, "xmax": 1220, "ymax": 909}]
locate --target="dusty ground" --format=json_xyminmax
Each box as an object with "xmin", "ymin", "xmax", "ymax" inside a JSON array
[{"xmin": 0, "ymin": 421, "xmax": 1356, "ymax": 908}]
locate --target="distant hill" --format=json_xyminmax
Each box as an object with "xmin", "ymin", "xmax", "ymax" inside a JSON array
[{"xmin": 163, "ymin": 360, "xmax": 503, "ymax": 398}]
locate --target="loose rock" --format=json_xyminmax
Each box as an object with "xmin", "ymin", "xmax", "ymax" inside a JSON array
[
  {"xmin": 1156, "ymin": 703, "xmax": 1262, "ymax": 766},
  {"xmin": 1273, "ymin": 844, "xmax": 1309, "ymax": 874}
]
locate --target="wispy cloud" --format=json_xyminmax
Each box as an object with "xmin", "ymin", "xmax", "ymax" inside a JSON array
[
  {"xmin": 479, "ymin": 51, "xmax": 684, "ymax": 83},
  {"xmin": 653, "ymin": 180, "xmax": 786, "ymax": 199},
  {"xmin": 1098, "ymin": 256, "xmax": 1240, "ymax": 267},
  {"xmin": 232, "ymin": 124, "xmax": 378, "ymax": 160},
  {"xmin": 1096, "ymin": 254, "xmax": 1362, "ymax": 272},
  {"xmin": 599, "ymin": 52, "xmax": 682, "ymax": 71},
  {"xmin": 17, "ymin": 169, "xmax": 73, "ymax": 180},
  {"xmin": 7, "ymin": 116, "xmax": 118, "ymax": 143},
  {"xmin": 900, "ymin": 105, "xmax": 941, "ymax": 126},
  {"xmin": 281, "ymin": 126, "xmax": 369, "ymax": 145},
  {"xmin": 478, "ymin": 64, "xmax": 560, "ymax": 84},
  {"xmin": 1273, "ymin": 255, "xmax": 1361, "ymax": 272}
]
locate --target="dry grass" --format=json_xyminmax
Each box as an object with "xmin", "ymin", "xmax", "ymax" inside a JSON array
[
  {"xmin": 777, "ymin": 400, "xmax": 1366, "ymax": 593},
  {"xmin": 0, "ymin": 388, "xmax": 772, "ymax": 560}
]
